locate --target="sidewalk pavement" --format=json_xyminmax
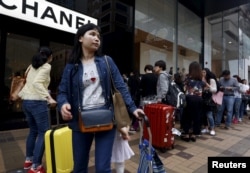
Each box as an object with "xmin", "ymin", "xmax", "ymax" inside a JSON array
[{"xmin": 0, "ymin": 116, "xmax": 250, "ymax": 173}]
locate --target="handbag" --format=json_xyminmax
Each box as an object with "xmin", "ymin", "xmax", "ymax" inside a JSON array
[
  {"xmin": 138, "ymin": 139, "xmax": 166, "ymax": 173},
  {"xmin": 241, "ymin": 94, "xmax": 250, "ymax": 102},
  {"xmin": 78, "ymin": 109, "xmax": 114, "ymax": 133},
  {"xmin": 212, "ymin": 91, "xmax": 224, "ymax": 105},
  {"xmin": 10, "ymin": 65, "xmax": 31, "ymax": 101},
  {"xmin": 76, "ymin": 63, "xmax": 114, "ymax": 133},
  {"xmin": 104, "ymin": 56, "xmax": 131, "ymax": 130},
  {"xmin": 202, "ymin": 90, "xmax": 216, "ymax": 107}
]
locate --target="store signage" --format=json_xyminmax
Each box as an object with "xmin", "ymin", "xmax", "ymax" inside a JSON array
[{"xmin": 0, "ymin": 0, "xmax": 97, "ymax": 34}]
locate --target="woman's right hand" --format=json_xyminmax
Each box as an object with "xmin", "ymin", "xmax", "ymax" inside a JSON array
[
  {"xmin": 61, "ymin": 103, "xmax": 73, "ymax": 120},
  {"xmin": 47, "ymin": 96, "xmax": 57, "ymax": 107}
]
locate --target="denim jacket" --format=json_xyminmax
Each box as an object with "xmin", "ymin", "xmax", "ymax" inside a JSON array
[{"xmin": 57, "ymin": 55, "xmax": 137, "ymax": 130}]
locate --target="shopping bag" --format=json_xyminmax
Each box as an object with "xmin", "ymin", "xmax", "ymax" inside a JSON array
[
  {"xmin": 138, "ymin": 139, "xmax": 166, "ymax": 173},
  {"xmin": 212, "ymin": 91, "xmax": 224, "ymax": 105}
]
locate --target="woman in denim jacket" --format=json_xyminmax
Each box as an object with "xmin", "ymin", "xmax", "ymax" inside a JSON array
[{"xmin": 57, "ymin": 23, "xmax": 143, "ymax": 173}]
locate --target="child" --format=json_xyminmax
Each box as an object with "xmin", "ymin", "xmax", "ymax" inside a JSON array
[{"xmin": 111, "ymin": 126, "xmax": 135, "ymax": 173}]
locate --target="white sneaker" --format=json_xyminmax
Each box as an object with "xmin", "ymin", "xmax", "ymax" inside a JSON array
[
  {"xmin": 201, "ymin": 128, "xmax": 209, "ymax": 134},
  {"xmin": 238, "ymin": 118, "xmax": 242, "ymax": 122},
  {"xmin": 210, "ymin": 130, "xmax": 215, "ymax": 136}
]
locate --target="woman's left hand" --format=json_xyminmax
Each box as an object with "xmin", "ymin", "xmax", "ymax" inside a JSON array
[{"xmin": 133, "ymin": 108, "xmax": 144, "ymax": 119}]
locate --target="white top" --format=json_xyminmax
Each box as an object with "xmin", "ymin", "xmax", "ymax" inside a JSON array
[
  {"xmin": 18, "ymin": 64, "xmax": 51, "ymax": 100},
  {"xmin": 111, "ymin": 130, "xmax": 135, "ymax": 163},
  {"xmin": 240, "ymin": 83, "xmax": 249, "ymax": 93},
  {"xmin": 234, "ymin": 83, "xmax": 249, "ymax": 98},
  {"xmin": 209, "ymin": 79, "xmax": 217, "ymax": 94},
  {"xmin": 82, "ymin": 62, "xmax": 105, "ymax": 109}
]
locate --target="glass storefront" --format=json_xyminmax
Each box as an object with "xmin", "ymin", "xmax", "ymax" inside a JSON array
[
  {"xmin": 1, "ymin": 33, "xmax": 72, "ymax": 130},
  {"xmin": 1, "ymin": 0, "xmax": 250, "ymax": 130},
  {"xmin": 205, "ymin": 3, "xmax": 250, "ymax": 81},
  {"xmin": 3, "ymin": 34, "xmax": 40, "ymax": 130},
  {"xmin": 5, "ymin": 34, "xmax": 39, "ymax": 88},
  {"xmin": 49, "ymin": 42, "xmax": 72, "ymax": 99},
  {"xmin": 134, "ymin": 0, "xmax": 202, "ymax": 75}
]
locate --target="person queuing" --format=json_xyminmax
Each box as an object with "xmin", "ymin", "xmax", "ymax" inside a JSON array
[
  {"xmin": 153, "ymin": 60, "xmax": 170, "ymax": 103},
  {"xmin": 232, "ymin": 75, "xmax": 249, "ymax": 123},
  {"xmin": 56, "ymin": 23, "xmax": 144, "ymax": 173},
  {"xmin": 215, "ymin": 70, "xmax": 239, "ymax": 129},
  {"xmin": 201, "ymin": 68, "xmax": 218, "ymax": 136},
  {"xmin": 127, "ymin": 70, "xmax": 141, "ymax": 132},
  {"xmin": 181, "ymin": 61, "xmax": 206, "ymax": 142},
  {"xmin": 18, "ymin": 46, "xmax": 56, "ymax": 173},
  {"xmin": 139, "ymin": 64, "xmax": 158, "ymax": 99}
]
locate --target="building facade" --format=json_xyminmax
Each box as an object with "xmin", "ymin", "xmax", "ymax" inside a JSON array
[{"xmin": 1, "ymin": 0, "xmax": 250, "ymax": 130}]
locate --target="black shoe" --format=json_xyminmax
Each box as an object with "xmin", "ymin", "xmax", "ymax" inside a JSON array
[
  {"xmin": 189, "ymin": 135, "xmax": 196, "ymax": 142},
  {"xmin": 181, "ymin": 135, "xmax": 190, "ymax": 142}
]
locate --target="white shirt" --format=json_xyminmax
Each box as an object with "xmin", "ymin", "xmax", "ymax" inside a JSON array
[{"xmin": 82, "ymin": 62, "xmax": 105, "ymax": 109}]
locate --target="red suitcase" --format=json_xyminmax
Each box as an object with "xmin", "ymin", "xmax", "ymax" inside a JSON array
[{"xmin": 143, "ymin": 103, "xmax": 175, "ymax": 152}]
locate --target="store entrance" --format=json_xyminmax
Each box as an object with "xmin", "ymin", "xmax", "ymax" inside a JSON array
[{"xmin": 1, "ymin": 33, "xmax": 72, "ymax": 131}]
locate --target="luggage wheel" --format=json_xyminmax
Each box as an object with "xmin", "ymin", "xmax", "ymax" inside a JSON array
[{"xmin": 159, "ymin": 148, "xmax": 167, "ymax": 153}]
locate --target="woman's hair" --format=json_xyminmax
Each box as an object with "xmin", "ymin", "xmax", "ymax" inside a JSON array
[
  {"xmin": 204, "ymin": 68, "xmax": 217, "ymax": 83},
  {"xmin": 203, "ymin": 68, "xmax": 220, "ymax": 92},
  {"xmin": 68, "ymin": 23, "xmax": 102, "ymax": 64},
  {"xmin": 188, "ymin": 61, "xmax": 202, "ymax": 80},
  {"xmin": 154, "ymin": 60, "xmax": 166, "ymax": 71},
  {"xmin": 233, "ymin": 75, "xmax": 242, "ymax": 83},
  {"xmin": 32, "ymin": 46, "xmax": 52, "ymax": 69},
  {"xmin": 241, "ymin": 79, "xmax": 247, "ymax": 84}
]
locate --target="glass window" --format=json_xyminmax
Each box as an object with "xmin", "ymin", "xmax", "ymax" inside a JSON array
[
  {"xmin": 101, "ymin": 13, "xmax": 111, "ymax": 24},
  {"xmin": 178, "ymin": 3, "xmax": 202, "ymax": 73},
  {"xmin": 205, "ymin": 12, "xmax": 223, "ymax": 76},
  {"xmin": 116, "ymin": 2, "xmax": 128, "ymax": 13},
  {"xmin": 205, "ymin": 5, "xmax": 250, "ymax": 80},
  {"xmin": 135, "ymin": 0, "xmax": 202, "ymax": 75},
  {"xmin": 5, "ymin": 33, "xmax": 39, "ymax": 89},
  {"xmin": 102, "ymin": 3, "xmax": 111, "ymax": 12},
  {"xmin": 4, "ymin": 33, "xmax": 39, "ymax": 114},
  {"xmin": 239, "ymin": 3, "xmax": 250, "ymax": 81},
  {"xmin": 49, "ymin": 42, "xmax": 72, "ymax": 99},
  {"xmin": 135, "ymin": 0, "xmax": 175, "ymax": 74}
]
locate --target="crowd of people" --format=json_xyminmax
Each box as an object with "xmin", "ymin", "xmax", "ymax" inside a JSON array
[
  {"xmin": 125, "ymin": 60, "xmax": 250, "ymax": 143},
  {"xmin": 18, "ymin": 22, "xmax": 250, "ymax": 173}
]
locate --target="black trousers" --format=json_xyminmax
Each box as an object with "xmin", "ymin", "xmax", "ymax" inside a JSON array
[{"xmin": 182, "ymin": 95, "xmax": 203, "ymax": 135}]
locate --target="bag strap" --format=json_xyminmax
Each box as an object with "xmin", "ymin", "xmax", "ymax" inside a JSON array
[
  {"xmin": 104, "ymin": 55, "xmax": 116, "ymax": 95},
  {"xmin": 24, "ymin": 65, "xmax": 32, "ymax": 78}
]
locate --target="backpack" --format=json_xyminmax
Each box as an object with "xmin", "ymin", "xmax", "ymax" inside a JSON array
[{"xmin": 163, "ymin": 75, "xmax": 186, "ymax": 108}]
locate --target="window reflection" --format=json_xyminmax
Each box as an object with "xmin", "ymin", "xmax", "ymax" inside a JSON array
[
  {"xmin": 135, "ymin": 0, "xmax": 201, "ymax": 74},
  {"xmin": 49, "ymin": 42, "xmax": 72, "ymax": 99},
  {"xmin": 206, "ymin": 3, "xmax": 250, "ymax": 80},
  {"xmin": 5, "ymin": 33, "xmax": 39, "ymax": 91}
]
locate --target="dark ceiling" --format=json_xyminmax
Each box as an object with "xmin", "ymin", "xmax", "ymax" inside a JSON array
[{"xmin": 179, "ymin": 0, "xmax": 250, "ymax": 17}]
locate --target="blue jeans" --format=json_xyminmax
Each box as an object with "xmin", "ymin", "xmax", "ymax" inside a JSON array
[
  {"xmin": 72, "ymin": 128, "xmax": 116, "ymax": 173},
  {"xmin": 216, "ymin": 96, "xmax": 235, "ymax": 127},
  {"xmin": 233, "ymin": 98, "xmax": 242, "ymax": 119},
  {"xmin": 206, "ymin": 111, "xmax": 215, "ymax": 129},
  {"xmin": 239, "ymin": 100, "xmax": 245, "ymax": 119},
  {"xmin": 22, "ymin": 100, "xmax": 49, "ymax": 167}
]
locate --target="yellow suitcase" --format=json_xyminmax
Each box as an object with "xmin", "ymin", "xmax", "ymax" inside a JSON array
[{"xmin": 45, "ymin": 125, "xmax": 73, "ymax": 173}]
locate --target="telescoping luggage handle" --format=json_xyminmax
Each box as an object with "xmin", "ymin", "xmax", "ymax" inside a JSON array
[
  {"xmin": 138, "ymin": 113, "xmax": 153, "ymax": 173},
  {"xmin": 138, "ymin": 113, "xmax": 152, "ymax": 145}
]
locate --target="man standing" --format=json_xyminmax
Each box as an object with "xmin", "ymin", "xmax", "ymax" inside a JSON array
[
  {"xmin": 154, "ymin": 60, "xmax": 170, "ymax": 103},
  {"xmin": 215, "ymin": 70, "xmax": 239, "ymax": 129},
  {"xmin": 139, "ymin": 64, "xmax": 158, "ymax": 98}
]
